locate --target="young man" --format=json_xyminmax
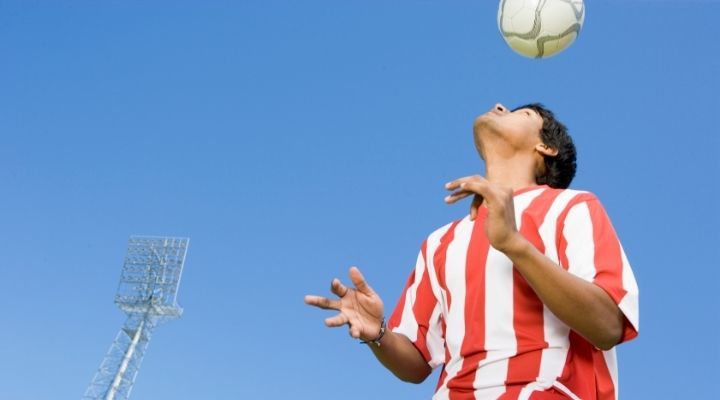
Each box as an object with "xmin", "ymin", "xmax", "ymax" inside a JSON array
[{"xmin": 305, "ymin": 103, "xmax": 639, "ymax": 400}]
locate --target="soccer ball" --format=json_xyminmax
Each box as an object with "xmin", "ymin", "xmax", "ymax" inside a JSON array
[{"xmin": 498, "ymin": 0, "xmax": 585, "ymax": 58}]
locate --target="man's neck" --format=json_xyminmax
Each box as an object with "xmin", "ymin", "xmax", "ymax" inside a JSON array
[{"xmin": 484, "ymin": 155, "xmax": 538, "ymax": 192}]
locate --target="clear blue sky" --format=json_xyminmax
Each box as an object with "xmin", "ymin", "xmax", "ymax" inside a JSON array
[{"xmin": 1, "ymin": 1, "xmax": 718, "ymax": 399}]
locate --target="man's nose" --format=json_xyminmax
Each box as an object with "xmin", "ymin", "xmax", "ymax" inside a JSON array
[{"xmin": 495, "ymin": 103, "xmax": 507, "ymax": 114}]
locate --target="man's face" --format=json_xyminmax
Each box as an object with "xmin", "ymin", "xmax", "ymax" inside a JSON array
[{"xmin": 473, "ymin": 103, "xmax": 544, "ymax": 155}]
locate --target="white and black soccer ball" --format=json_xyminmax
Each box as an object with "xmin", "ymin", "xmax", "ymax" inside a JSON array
[{"xmin": 498, "ymin": 0, "xmax": 585, "ymax": 59}]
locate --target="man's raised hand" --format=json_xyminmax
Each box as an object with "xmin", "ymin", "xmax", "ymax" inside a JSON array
[
  {"xmin": 444, "ymin": 175, "xmax": 524, "ymax": 254},
  {"xmin": 304, "ymin": 266, "xmax": 385, "ymax": 341}
]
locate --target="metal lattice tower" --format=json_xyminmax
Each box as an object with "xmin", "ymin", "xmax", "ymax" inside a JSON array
[{"xmin": 83, "ymin": 236, "xmax": 189, "ymax": 400}]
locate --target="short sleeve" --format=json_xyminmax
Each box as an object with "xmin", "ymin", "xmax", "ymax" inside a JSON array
[
  {"xmin": 558, "ymin": 196, "xmax": 639, "ymax": 343},
  {"xmin": 387, "ymin": 241, "xmax": 446, "ymax": 368}
]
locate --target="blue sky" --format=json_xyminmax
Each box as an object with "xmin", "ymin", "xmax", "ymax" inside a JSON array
[{"xmin": 1, "ymin": 1, "xmax": 718, "ymax": 399}]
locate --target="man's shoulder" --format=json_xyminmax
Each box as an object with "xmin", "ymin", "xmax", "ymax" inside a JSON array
[
  {"xmin": 421, "ymin": 216, "xmax": 470, "ymax": 246},
  {"xmin": 427, "ymin": 218, "xmax": 465, "ymax": 240},
  {"xmin": 418, "ymin": 188, "xmax": 605, "ymax": 244},
  {"xmin": 515, "ymin": 186, "xmax": 606, "ymax": 227},
  {"xmin": 544, "ymin": 185, "xmax": 593, "ymax": 197},
  {"xmin": 541, "ymin": 186, "xmax": 601, "ymax": 207},
  {"xmin": 537, "ymin": 187, "xmax": 614, "ymax": 227}
]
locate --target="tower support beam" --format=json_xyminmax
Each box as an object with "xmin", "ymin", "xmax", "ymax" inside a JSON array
[
  {"xmin": 82, "ymin": 236, "xmax": 188, "ymax": 400},
  {"xmin": 106, "ymin": 319, "xmax": 145, "ymax": 400}
]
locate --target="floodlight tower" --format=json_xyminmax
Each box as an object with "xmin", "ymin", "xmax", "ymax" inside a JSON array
[{"xmin": 82, "ymin": 236, "xmax": 189, "ymax": 400}]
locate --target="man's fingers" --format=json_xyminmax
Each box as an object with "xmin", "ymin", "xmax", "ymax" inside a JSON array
[
  {"xmin": 460, "ymin": 180, "xmax": 490, "ymax": 195},
  {"xmin": 325, "ymin": 312, "xmax": 349, "ymax": 327},
  {"xmin": 445, "ymin": 176, "xmax": 490, "ymax": 212},
  {"xmin": 445, "ymin": 175, "xmax": 478, "ymax": 190},
  {"xmin": 444, "ymin": 190, "xmax": 472, "ymax": 204},
  {"xmin": 349, "ymin": 266, "xmax": 374, "ymax": 296},
  {"xmin": 445, "ymin": 176, "xmax": 492, "ymax": 203},
  {"xmin": 304, "ymin": 295, "xmax": 341, "ymax": 310},
  {"xmin": 330, "ymin": 278, "xmax": 349, "ymax": 298},
  {"xmin": 470, "ymin": 194, "xmax": 483, "ymax": 221},
  {"xmin": 445, "ymin": 180, "xmax": 462, "ymax": 191},
  {"xmin": 349, "ymin": 321, "xmax": 362, "ymax": 339},
  {"xmin": 445, "ymin": 175, "xmax": 488, "ymax": 191}
]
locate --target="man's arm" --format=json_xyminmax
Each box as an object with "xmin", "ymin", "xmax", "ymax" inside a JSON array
[
  {"xmin": 367, "ymin": 332, "xmax": 432, "ymax": 383},
  {"xmin": 502, "ymin": 238, "xmax": 623, "ymax": 350},
  {"xmin": 305, "ymin": 267, "xmax": 432, "ymax": 382},
  {"xmin": 445, "ymin": 176, "xmax": 624, "ymax": 350}
]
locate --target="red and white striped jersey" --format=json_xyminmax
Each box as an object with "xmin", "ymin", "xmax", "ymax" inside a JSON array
[{"xmin": 388, "ymin": 185, "xmax": 639, "ymax": 400}]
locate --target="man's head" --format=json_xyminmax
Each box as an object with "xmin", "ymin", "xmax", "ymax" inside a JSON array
[{"xmin": 473, "ymin": 103, "xmax": 577, "ymax": 189}]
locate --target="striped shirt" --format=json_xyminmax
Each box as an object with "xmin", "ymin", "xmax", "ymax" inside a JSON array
[{"xmin": 388, "ymin": 185, "xmax": 639, "ymax": 400}]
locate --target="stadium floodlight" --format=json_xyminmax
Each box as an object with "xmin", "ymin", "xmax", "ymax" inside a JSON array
[{"xmin": 82, "ymin": 236, "xmax": 189, "ymax": 400}]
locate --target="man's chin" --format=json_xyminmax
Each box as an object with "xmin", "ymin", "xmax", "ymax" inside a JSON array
[{"xmin": 473, "ymin": 114, "xmax": 498, "ymax": 136}]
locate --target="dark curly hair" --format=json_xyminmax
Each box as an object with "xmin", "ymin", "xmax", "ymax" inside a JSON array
[{"xmin": 513, "ymin": 103, "xmax": 577, "ymax": 189}]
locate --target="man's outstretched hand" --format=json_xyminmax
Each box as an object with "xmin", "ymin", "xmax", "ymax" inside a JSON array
[{"xmin": 304, "ymin": 266, "xmax": 385, "ymax": 341}]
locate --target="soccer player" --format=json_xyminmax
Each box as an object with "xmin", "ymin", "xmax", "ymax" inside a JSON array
[{"xmin": 305, "ymin": 103, "xmax": 639, "ymax": 400}]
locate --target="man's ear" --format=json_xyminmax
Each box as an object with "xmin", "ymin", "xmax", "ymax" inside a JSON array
[{"xmin": 535, "ymin": 143, "xmax": 559, "ymax": 157}]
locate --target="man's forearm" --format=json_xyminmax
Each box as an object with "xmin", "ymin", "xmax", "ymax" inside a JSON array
[
  {"xmin": 503, "ymin": 237, "xmax": 624, "ymax": 350},
  {"xmin": 367, "ymin": 332, "xmax": 432, "ymax": 383}
]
